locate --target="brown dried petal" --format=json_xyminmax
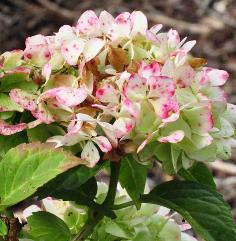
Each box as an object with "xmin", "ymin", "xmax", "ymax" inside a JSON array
[
  {"xmin": 127, "ymin": 61, "xmax": 139, "ymax": 73},
  {"xmin": 108, "ymin": 47, "xmax": 128, "ymax": 72},
  {"xmin": 188, "ymin": 57, "xmax": 207, "ymax": 69}
]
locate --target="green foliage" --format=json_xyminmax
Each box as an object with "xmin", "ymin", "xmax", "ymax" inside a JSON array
[
  {"xmin": 36, "ymin": 163, "xmax": 106, "ymax": 205},
  {"xmin": 119, "ymin": 155, "xmax": 148, "ymax": 205},
  {"xmin": 28, "ymin": 211, "xmax": 71, "ymax": 241},
  {"xmin": 40, "ymin": 176, "xmax": 98, "ymax": 206},
  {"xmin": 0, "ymin": 73, "xmax": 38, "ymax": 93},
  {"xmin": 154, "ymin": 143, "xmax": 182, "ymax": 174},
  {"xmin": 0, "ymin": 142, "xmax": 87, "ymax": 210},
  {"xmin": 0, "ymin": 132, "xmax": 27, "ymax": 158},
  {"xmin": 0, "ymin": 220, "xmax": 7, "ymax": 237},
  {"xmin": 27, "ymin": 124, "xmax": 65, "ymax": 142},
  {"xmin": 142, "ymin": 180, "xmax": 236, "ymax": 241},
  {"xmin": 179, "ymin": 162, "xmax": 216, "ymax": 189},
  {"xmin": 0, "ymin": 93, "xmax": 23, "ymax": 112}
]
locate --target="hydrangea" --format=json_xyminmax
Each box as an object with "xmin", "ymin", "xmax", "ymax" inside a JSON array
[{"xmin": 0, "ymin": 10, "xmax": 235, "ymax": 172}]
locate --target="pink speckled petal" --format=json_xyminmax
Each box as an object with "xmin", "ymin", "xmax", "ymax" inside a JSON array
[
  {"xmin": 148, "ymin": 76, "xmax": 176, "ymax": 99},
  {"xmin": 42, "ymin": 63, "xmax": 52, "ymax": 81},
  {"xmin": 149, "ymin": 97, "xmax": 179, "ymax": 120},
  {"xmin": 39, "ymin": 86, "xmax": 88, "ymax": 107},
  {"xmin": 158, "ymin": 130, "xmax": 184, "ymax": 143},
  {"xmin": 146, "ymin": 30, "xmax": 160, "ymax": 43},
  {"xmin": 112, "ymin": 12, "xmax": 131, "ymax": 39},
  {"xmin": 124, "ymin": 74, "xmax": 147, "ymax": 101},
  {"xmin": 183, "ymin": 104, "xmax": 214, "ymax": 134},
  {"xmin": 98, "ymin": 121, "xmax": 118, "ymax": 147},
  {"xmin": 32, "ymin": 103, "xmax": 55, "ymax": 124},
  {"xmin": 0, "ymin": 120, "xmax": 27, "ymax": 135},
  {"xmin": 175, "ymin": 65, "xmax": 195, "ymax": 87},
  {"xmin": 24, "ymin": 34, "xmax": 51, "ymax": 66},
  {"xmin": 138, "ymin": 61, "xmax": 161, "ymax": 79},
  {"xmin": 99, "ymin": 11, "xmax": 115, "ymax": 35},
  {"xmin": 10, "ymin": 89, "xmax": 37, "ymax": 111},
  {"xmin": 61, "ymin": 38, "xmax": 84, "ymax": 65},
  {"xmin": 76, "ymin": 10, "xmax": 100, "ymax": 36},
  {"xmin": 113, "ymin": 117, "xmax": 135, "ymax": 138},
  {"xmin": 120, "ymin": 95, "xmax": 140, "ymax": 119},
  {"xmin": 6, "ymin": 66, "xmax": 31, "ymax": 75},
  {"xmin": 93, "ymin": 136, "xmax": 112, "ymax": 152},
  {"xmin": 201, "ymin": 67, "xmax": 229, "ymax": 86},
  {"xmin": 162, "ymin": 111, "xmax": 180, "ymax": 124},
  {"xmin": 96, "ymin": 84, "xmax": 120, "ymax": 104},
  {"xmin": 56, "ymin": 25, "xmax": 76, "ymax": 42},
  {"xmin": 146, "ymin": 24, "xmax": 163, "ymax": 44}
]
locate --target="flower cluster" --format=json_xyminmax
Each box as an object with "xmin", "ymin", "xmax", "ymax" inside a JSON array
[{"xmin": 0, "ymin": 10, "xmax": 235, "ymax": 171}]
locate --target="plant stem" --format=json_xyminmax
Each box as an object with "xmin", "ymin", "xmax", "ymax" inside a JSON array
[
  {"xmin": 5, "ymin": 209, "xmax": 14, "ymax": 219},
  {"xmin": 103, "ymin": 161, "xmax": 120, "ymax": 207},
  {"xmin": 111, "ymin": 200, "xmax": 136, "ymax": 210},
  {"xmin": 73, "ymin": 161, "xmax": 121, "ymax": 241}
]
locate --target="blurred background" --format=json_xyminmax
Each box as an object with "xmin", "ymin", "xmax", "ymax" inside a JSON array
[{"xmin": 0, "ymin": 0, "xmax": 236, "ymax": 223}]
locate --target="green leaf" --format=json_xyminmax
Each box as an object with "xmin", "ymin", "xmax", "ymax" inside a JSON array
[
  {"xmin": 0, "ymin": 73, "xmax": 38, "ymax": 93},
  {"xmin": 160, "ymin": 116, "xmax": 192, "ymax": 139},
  {"xmin": 0, "ymin": 111, "xmax": 15, "ymax": 120},
  {"xmin": 0, "ymin": 142, "xmax": 87, "ymax": 210},
  {"xmin": 170, "ymin": 145, "xmax": 181, "ymax": 172},
  {"xmin": 154, "ymin": 143, "xmax": 177, "ymax": 174},
  {"xmin": 0, "ymin": 132, "xmax": 27, "ymax": 159},
  {"xmin": 27, "ymin": 124, "xmax": 65, "ymax": 142},
  {"xmin": 39, "ymin": 176, "xmax": 98, "ymax": 206},
  {"xmin": 36, "ymin": 163, "xmax": 115, "ymax": 218},
  {"xmin": 28, "ymin": 211, "xmax": 71, "ymax": 241},
  {"xmin": 179, "ymin": 162, "xmax": 216, "ymax": 189},
  {"xmin": 136, "ymin": 142, "xmax": 158, "ymax": 164},
  {"xmin": 36, "ymin": 164, "xmax": 105, "ymax": 199},
  {"xmin": 0, "ymin": 93, "xmax": 23, "ymax": 112},
  {"xmin": 142, "ymin": 180, "xmax": 236, "ymax": 241},
  {"xmin": 0, "ymin": 220, "xmax": 7, "ymax": 236},
  {"xmin": 119, "ymin": 155, "xmax": 148, "ymax": 205}
]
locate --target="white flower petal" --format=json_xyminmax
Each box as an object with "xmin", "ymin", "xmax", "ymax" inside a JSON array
[
  {"xmin": 83, "ymin": 38, "xmax": 105, "ymax": 62},
  {"xmin": 81, "ymin": 141, "xmax": 100, "ymax": 167}
]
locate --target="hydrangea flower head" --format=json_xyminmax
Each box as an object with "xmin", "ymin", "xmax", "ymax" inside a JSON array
[{"xmin": 0, "ymin": 10, "xmax": 235, "ymax": 172}]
